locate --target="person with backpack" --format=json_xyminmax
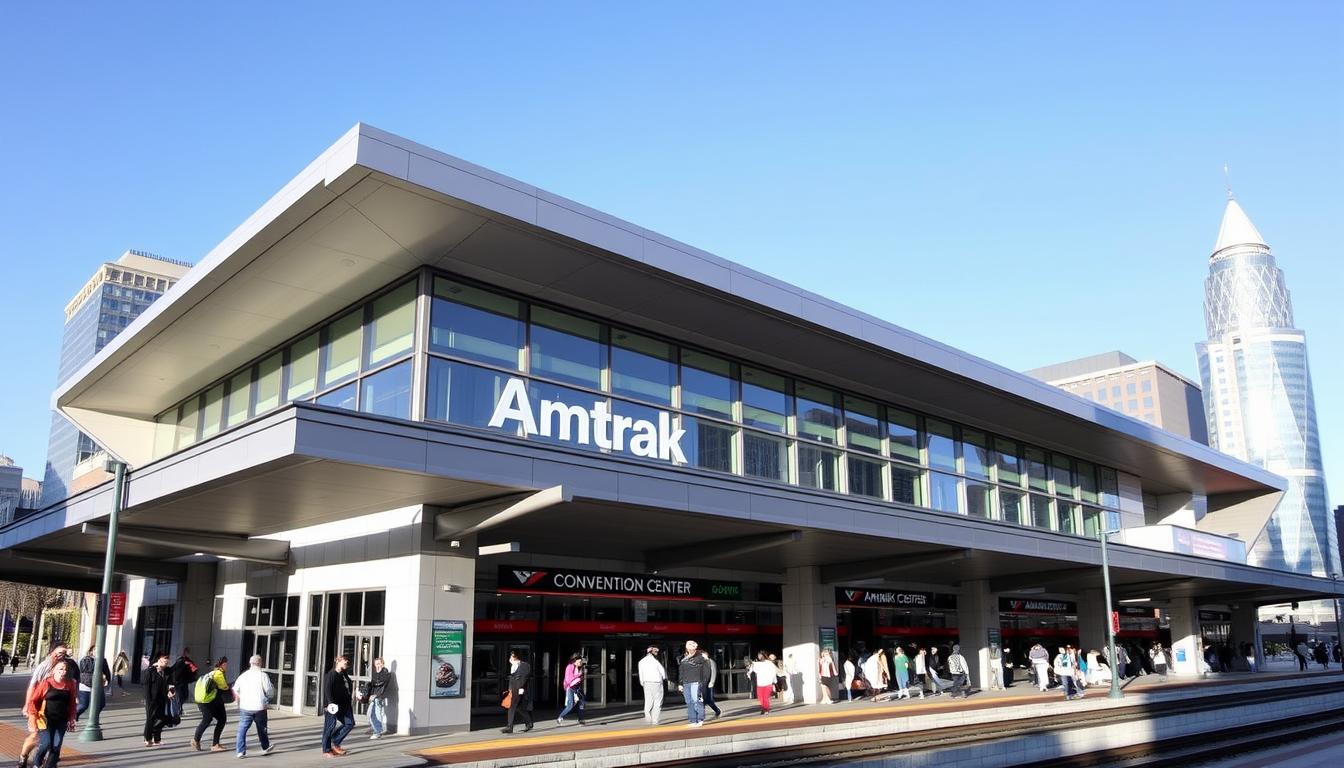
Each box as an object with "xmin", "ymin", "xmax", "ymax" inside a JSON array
[
  {"xmin": 75, "ymin": 645, "xmax": 111, "ymax": 718},
  {"xmin": 190, "ymin": 657, "xmax": 231, "ymax": 751}
]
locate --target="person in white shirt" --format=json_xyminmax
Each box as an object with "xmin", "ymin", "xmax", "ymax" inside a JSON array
[
  {"xmin": 842, "ymin": 655, "xmax": 858, "ymax": 701},
  {"xmin": 232, "ymin": 655, "xmax": 276, "ymax": 757},
  {"xmin": 749, "ymin": 652, "xmax": 779, "ymax": 714},
  {"xmin": 637, "ymin": 647, "xmax": 668, "ymax": 725}
]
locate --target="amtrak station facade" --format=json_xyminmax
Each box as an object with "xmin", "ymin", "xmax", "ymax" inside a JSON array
[{"xmin": 4, "ymin": 125, "xmax": 1338, "ymax": 733}]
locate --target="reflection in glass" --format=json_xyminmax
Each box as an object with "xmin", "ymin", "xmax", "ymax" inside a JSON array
[
  {"xmin": 425, "ymin": 359, "xmax": 513, "ymax": 430},
  {"xmin": 287, "ymin": 333, "xmax": 320, "ymax": 402},
  {"xmin": 965, "ymin": 480, "xmax": 992, "ymax": 519},
  {"xmin": 744, "ymin": 431, "xmax": 788, "ymax": 481},
  {"xmin": 431, "ymin": 278, "xmax": 524, "ymax": 369},
  {"xmin": 961, "ymin": 428, "xmax": 991, "ymax": 479},
  {"xmin": 359, "ymin": 361, "xmax": 412, "ymax": 419},
  {"xmin": 797, "ymin": 443, "xmax": 839, "ymax": 491},
  {"xmin": 1030, "ymin": 494, "xmax": 1053, "ymax": 528},
  {"xmin": 255, "ymin": 352, "xmax": 284, "ymax": 414},
  {"xmin": 929, "ymin": 471, "xmax": 960, "ymax": 513},
  {"xmin": 994, "ymin": 438, "xmax": 1021, "ymax": 486},
  {"xmin": 1076, "ymin": 460, "xmax": 1098, "ymax": 504},
  {"xmin": 999, "ymin": 489, "xmax": 1026, "ymax": 525},
  {"xmin": 891, "ymin": 464, "xmax": 923, "ymax": 506},
  {"xmin": 1099, "ymin": 467, "xmax": 1120, "ymax": 508},
  {"xmin": 1057, "ymin": 502, "xmax": 1080, "ymax": 534},
  {"xmin": 226, "ymin": 369, "xmax": 252, "ymax": 428},
  {"xmin": 926, "ymin": 419, "xmax": 957, "ymax": 472},
  {"xmin": 530, "ymin": 306, "xmax": 604, "ymax": 388},
  {"xmin": 794, "ymin": 383, "xmax": 839, "ymax": 445},
  {"xmin": 741, "ymin": 368, "xmax": 788, "ymax": 433},
  {"xmin": 1051, "ymin": 454, "xmax": 1075, "ymax": 499},
  {"xmin": 367, "ymin": 281, "xmax": 416, "ymax": 367},
  {"xmin": 844, "ymin": 397, "xmax": 882, "ymax": 454},
  {"xmin": 681, "ymin": 350, "xmax": 734, "ymax": 419},
  {"xmin": 682, "ymin": 416, "xmax": 736, "ymax": 474},
  {"xmin": 611, "ymin": 331, "xmax": 674, "ymax": 405},
  {"xmin": 316, "ymin": 383, "xmax": 357, "ymax": 411},
  {"xmin": 322, "ymin": 309, "xmax": 363, "ymax": 388},
  {"xmin": 888, "ymin": 409, "xmax": 921, "ymax": 464},
  {"xmin": 1025, "ymin": 447, "xmax": 1049, "ymax": 492},
  {"xmin": 848, "ymin": 455, "xmax": 884, "ymax": 499}
]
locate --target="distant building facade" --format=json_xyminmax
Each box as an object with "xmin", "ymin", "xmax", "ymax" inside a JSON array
[
  {"xmin": 0, "ymin": 456, "xmax": 22, "ymax": 526},
  {"xmin": 1025, "ymin": 351, "xmax": 1209, "ymax": 444},
  {"xmin": 39, "ymin": 250, "xmax": 191, "ymax": 507},
  {"xmin": 1196, "ymin": 198, "xmax": 1335, "ymax": 577}
]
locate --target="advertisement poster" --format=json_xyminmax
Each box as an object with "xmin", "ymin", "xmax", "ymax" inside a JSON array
[
  {"xmin": 818, "ymin": 627, "xmax": 838, "ymax": 655},
  {"xmin": 429, "ymin": 620, "xmax": 466, "ymax": 699}
]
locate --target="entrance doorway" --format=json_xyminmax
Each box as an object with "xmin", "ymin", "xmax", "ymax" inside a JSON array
[
  {"xmin": 712, "ymin": 641, "xmax": 751, "ymax": 695},
  {"xmin": 470, "ymin": 641, "xmax": 535, "ymax": 711},
  {"xmin": 578, "ymin": 641, "xmax": 629, "ymax": 707},
  {"xmin": 131, "ymin": 605, "xmax": 173, "ymax": 683},
  {"xmin": 340, "ymin": 631, "xmax": 383, "ymax": 715}
]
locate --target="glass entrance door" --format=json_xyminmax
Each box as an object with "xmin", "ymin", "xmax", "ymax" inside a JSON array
[
  {"xmin": 579, "ymin": 641, "xmax": 606, "ymax": 706},
  {"xmin": 712, "ymin": 641, "xmax": 752, "ymax": 695},
  {"xmin": 339, "ymin": 631, "xmax": 382, "ymax": 715}
]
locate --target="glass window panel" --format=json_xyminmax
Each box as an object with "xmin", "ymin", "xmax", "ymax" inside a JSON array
[
  {"xmin": 610, "ymin": 398, "xmax": 667, "ymax": 459},
  {"xmin": 528, "ymin": 379, "xmax": 603, "ymax": 451},
  {"xmin": 426, "ymin": 359, "xmax": 516, "ymax": 431},
  {"xmin": 994, "ymin": 438, "xmax": 1022, "ymax": 486},
  {"xmin": 367, "ymin": 281, "xmax": 416, "ymax": 367},
  {"xmin": 741, "ymin": 367, "xmax": 788, "ymax": 433},
  {"xmin": 359, "ymin": 361, "xmax": 412, "ymax": 419},
  {"xmin": 322, "ymin": 309, "xmax": 363, "ymax": 388},
  {"xmin": 310, "ymin": 595, "xmax": 323, "ymax": 628},
  {"xmin": 928, "ymin": 471, "xmax": 960, "ymax": 513},
  {"xmin": 1082, "ymin": 507, "xmax": 1103, "ymax": 538},
  {"xmin": 287, "ymin": 333, "xmax": 320, "ymax": 402},
  {"xmin": 797, "ymin": 443, "xmax": 839, "ymax": 491},
  {"xmin": 1076, "ymin": 460, "xmax": 1098, "ymax": 504},
  {"xmin": 961, "ymin": 428, "xmax": 991, "ymax": 479},
  {"xmin": 225, "ymin": 369, "xmax": 252, "ymax": 428},
  {"xmin": 847, "ymin": 455, "xmax": 884, "ymax": 499},
  {"xmin": 794, "ymin": 383, "xmax": 839, "ymax": 445},
  {"xmin": 153, "ymin": 409, "xmax": 176, "ymax": 458},
  {"xmin": 844, "ymin": 397, "xmax": 882, "ymax": 454},
  {"xmin": 1029, "ymin": 493, "xmax": 1053, "ymax": 528},
  {"xmin": 681, "ymin": 416, "xmax": 736, "ymax": 474},
  {"xmin": 530, "ymin": 306, "xmax": 604, "ymax": 388},
  {"xmin": 610, "ymin": 330, "xmax": 674, "ymax": 405},
  {"xmin": 286, "ymin": 596, "xmax": 299, "ymax": 627},
  {"xmin": 255, "ymin": 352, "xmax": 284, "ymax": 414},
  {"xmin": 999, "ymin": 489, "xmax": 1026, "ymax": 525},
  {"xmin": 316, "ymin": 383, "xmax": 357, "ymax": 411},
  {"xmin": 743, "ymin": 431, "xmax": 788, "ymax": 482},
  {"xmin": 965, "ymin": 480, "xmax": 992, "ymax": 519},
  {"xmin": 200, "ymin": 384, "xmax": 225, "ymax": 439},
  {"xmin": 430, "ymin": 278, "xmax": 525, "ymax": 369},
  {"xmin": 926, "ymin": 419, "xmax": 957, "ymax": 472},
  {"xmin": 364, "ymin": 591, "xmax": 385, "ymax": 626},
  {"xmin": 344, "ymin": 592, "xmax": 364, "ymax": 626},
  {"xmin": 681, "ymin": 350, "xmax": 734, "ymax": 420},
  {"xmin": 1025, "ymin": 447, "xmax": 1049, "ymax": 492},
  {"xmin": 1099, "ymin": 467, "xmax": 1120, "ymax": 508},
  {"xmin": 891, "ymin": 464, "xmax": 924, "ymax": 506},
  {"xmin": 1051, "ymin": 454, "xmax": 1076, "ymax": 498},
  {"xmin": 888, "ymin": 409, "xmax": 920, "ymax": 464},
  {"xmin": 1056, "ymin": 501, "xmax": 1080, "ymax": 534},
  {"xmin": 175, "ymin": 397, "xmax": 199, "ymax": 450}
]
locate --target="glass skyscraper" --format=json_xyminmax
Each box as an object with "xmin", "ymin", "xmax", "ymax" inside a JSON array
[
  {"xmin": 39, "ymin": 250, "xmax": 190, "ymax": 508},
  {"xmin": 1196, "ymin": 198, "xmax": 1336, "ymax": 577}
]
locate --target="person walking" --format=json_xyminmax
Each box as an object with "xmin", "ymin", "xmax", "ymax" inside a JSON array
[
  {"xmin": 26, "ymin": 655, "xmax": 77, "ymax": 767},
  {"xmin": 75, "ymin": 645, "xmax": 111, "ymax": 719},
  {"xmin": 862, "ymin": 649, "xmax": 888, "ymax": 700},
  {"xmin": 190, "ymin": 657, "xmax": 231, "ymax": 752},
  {"xmin": 1053, "ymin": 647, "xmax": 1077, "ymax": 700},
  {"xmin": 946, "ymin": 645, "xmax": 970, "ymax": 698},
  {"xmin": 556, "ymin": 654, "xmax": 586, "ymax": 726},
  {"xmin": 1295, "ymin": 640, "xmax": 1310, "ymax": 671},
  {"xmin": 1029, "ymin": 643, "xmax": 1050, "ymax": 691},
  {"xmin": 233, "ymin": 654, "xmax": 275, "ymax": 758},
  {"xmin": 364, "ymin": 657, "xmax": 392, "ymax": 739},
  {"xmin": 500, "ymin": 650, "xmax": 533, "ymax": 734},
  {"xmin": 19, "ymin": 643, "xmax": 71, "ymax": 766},
  {"xmin": 1150, "ymin": 644, "xmax": 1169, "ymax": 682},
  {"xmin": 143, "ymin": 653, "xmax": 173, "ymax": 747},
  {"xmin": 114, "ymin": 651, "xmax": 130, "ymax": 696},
  {"xmin": 749, "ymin": 651, "xmax": 778, "ymax": 715},
  {"xmin": 637, "ymin": 646, "xmax": 667, "ymax": 724},
  {"xmin": 322, "ymin": 655, "xmax": 356, "ymax": 755},
  {"xmin": 699, "ymin": 649, "xmax": 722, "ymax": 718},
  {"xmin": 894, "ymin": 647, "xmax": 918, "ymax": 699},
  {"xmin": 843, "ymin": 653, "xmax": 860, "ymax": 701},
  {"xmin": 818, "ymin": 648, "xmax": 840, "ymax": 704},
  {"xmin": 914, "ymin": 647, "xmax": 932, "ymax": 697},
  {"xmin": 676, "ymin": 641, "xmax": 710, "ymax": 727},
  {"xmin": 169, "ymin": 647, "xmax": 198, "ymax": 721}
]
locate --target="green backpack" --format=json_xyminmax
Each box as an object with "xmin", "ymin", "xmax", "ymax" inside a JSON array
[{"xmin": 194, "ymin": 672, "xmax": 217, "ymax": 703}]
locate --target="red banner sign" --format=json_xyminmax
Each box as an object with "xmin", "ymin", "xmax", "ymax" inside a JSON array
[
  {"xmin": 1111, "ymin": 611, "xmax": 1120, "ymax": 634},
  {"xmin": 106, "ymin": 592, "xmax": 127, "ymax": 626}
]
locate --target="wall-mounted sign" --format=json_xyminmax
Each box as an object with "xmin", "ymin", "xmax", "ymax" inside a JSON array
[
  {"xmin": 498, "ymin": 566, "xmax": 741, "ymax": 602},
  {"xmin": 1198, "ymin": 610, "xmax": 1232, "ymax": 622},
  {"xmin": 489, "ymin": 378, "xmax": 686, "ymax": 463},
  {"xmin": 429, "ymin": 620, "xmax": 465, "ymax": 699},
  {"xmin": 999, "ymin": 598, "xmax": 1077, "ymax": 615},
  {"xmin": 1116, "ymin": 606, "xmax": 1156, "ymax": 617},
  {"xmin": 104, "ymin": 592, "xmax": 127, "ymax": 626},
  {"xmin": 818, "ymin": 627, "xmax": 838, "ymax": 654},
  {"xmin": 836, "ymin": 588, "xmax": 957, "ymax": 610}
]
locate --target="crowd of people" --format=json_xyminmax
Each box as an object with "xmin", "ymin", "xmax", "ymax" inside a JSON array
[{"xmin": 12, "ymin": 641, "xmax": 396, "ymax": 764}]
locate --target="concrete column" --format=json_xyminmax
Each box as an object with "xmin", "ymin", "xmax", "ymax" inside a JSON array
[
  {"xmin": 1230, "ymin": 603, "xmax": 1261, "ymax": 671},
  {"xmin": 1077, "ymin": 588, "xmax": 1107, "ymax": 655},
  {"xmin": 178, "ymin": 562, "xmax": 219, "ymax": 660},
  {"xmin": 405, "ymin": 551, "xmax": 475, "ymax": 734},
  {"xmin": 1165, "ymin": 597, "xmax": 1202, "ymax": 676},
  {"xmin": 782, "ymin": 566, "xmax": 835, "ymax": 705},
  {"xmin": 957, "ymin": 580, "xmax": 999, "ymax": 690}
]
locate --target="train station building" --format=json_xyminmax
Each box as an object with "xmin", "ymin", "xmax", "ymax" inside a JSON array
[{"xmin": 5, "ymin": 124, "xmax": 1338, "ymax": 734}]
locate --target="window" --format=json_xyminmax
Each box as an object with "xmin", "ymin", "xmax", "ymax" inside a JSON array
[
  {"xmin": 681, "ymin": 417, "xmax": 736, "ymax": 473},
  {"xmin": 960, "ymin": 428, "xmax": 991, "ymax": 479},
  {"xmin": 1029, "ymin": 494, "xmax": 1053, "ymax": 528},
  {"xmin": 994, "ymin": 438, "xmax": 1021, "ymax": 486},
  {"xmin": 848, "ymin": 455, "xmax": 884, "ymax": 499},
  {"xmin": 316, "ymin": 383, "xmax": 357, "ymax": 411},
  {"xmin": 1127, "ymin": 399, "xmax": 1138, "ymax": 410},
  {"xmin": 322, "ymin": 309, "xmax": 363, "ymax": 388},
  {"xmin": 797, "ymin": 443, "xmax": 839, "ymax": 491},
  {"xmin": 928, "ymin": 471, "xmax": 960, "ymax": 513},
  {"xmin": 999, "ymin": 489, "xmax": 1026, "ymax": 525},
  {"xmin": 965, "ymin": 480, "xmax": 992, "ymax": 519},
  {"xmin": 1126, "ymin": 383, "xmax": 1136, "ymax": 395},
  {"xmin": 426, "ymin": 360, "xmax": 513, "ymax": 430},
  {"xmin": 200, "ymin": 384, "xmax": 225, "ymax": 439},
  {"xmin": 610, "ymin": 331, "xmax": 674, "ymax": 406},
  {"xmin": 1141, "ymin": 380, "xmax": 1152, "ymax": 393},
  {"xmin": 1076, "ymin": 460, "xmax": 1098, "ymax": 504},
  {"xmin": 794, "ymin": 383, "xmax": 839, "ymax": 445},
  {"xmin": 925, "ymin": 419, "xmax": 957, "ymax": 472},
  {"xmin": 175, "ymin": 397, "xmax": 200, "ymax": 450},
  {"xmin": 1143, "ymin": 396, "xmax": 1153, "ymax": 408},
  {"xmin": 1096, "ymin": 389, "xmax": 1107, "ymax": 401},
  {"xmin": 431, "ymin": 278, "xmax": 524, "ymax": 369},
  {"xmin": 287, "ymin": 333, "xmax": 320, "ymax": 402},
  {"xmin": 891, "ymin": 464, "xmax": 923, "ymax": 506},
  {"xmin": 741, "ymin": 368, "xmax": 788, "ymax": 433},
  {"xmin": 743, "ymin": 431, "xmax": 788, "ymax": 482},
  {"xmin": 844, "ymin": 398, "xmax": 882, "ymax": 455},
  {"xmin": 366, "ymin": 281, "xmax": 416, "ymax": 367},
  {"xmin": 1111, "ymin": 386, "xmax": 1120, "ymax": 398},
  {"xmin": 255, "ymin": 352, "xmax": 284, "ymax": 414},
  {"xmin": 1050, "ymin": 454, "xmax": 1075, "ymax": 498},
  {"xmin": 530, "ymin": 306, "xmax": 604, "ymax": 388},
  {"xmin": 681, "ymin": 350, "xmax": 734, "ymax": 420},
  {"xmin": 888, "ymin": 409, "xmax": 920, "ymax": 464},
  {"xmin": 1025, "ymin": 447, "xmax": 1049, "ymax": 492},
  {"xmin": 1056, "ymin": 502, "xmax": 1080, "ymax": 534},
  {"xmin": 225, "ymin": 369, "xmax": 253, "ymax": 428},
  {"xmin": 360, "ymin": 361, "xmax": 412, "ymax": 418}
]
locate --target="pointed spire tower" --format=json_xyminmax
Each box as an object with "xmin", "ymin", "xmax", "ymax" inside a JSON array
[{"xmin": 1195, "ymin": 192, "xmax": 1335, "ymax": 577}]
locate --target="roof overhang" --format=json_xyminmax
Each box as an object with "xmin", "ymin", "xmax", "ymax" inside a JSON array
[{"xmin": 53, "ymin": 124, "xmax": 1284, "ymax": 502}]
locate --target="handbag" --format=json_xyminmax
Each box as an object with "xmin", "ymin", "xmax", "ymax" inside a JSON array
[
  {"xmin": 501, "ymin": 690, "xmax": 513, "ymax": 709},
  {"xmin": 850, "ymin": 678, "xmax": 869, "ymax": 691},
  {"xmin": 219, "ymin": 687, "xmax": 235, "ymax": 704}
]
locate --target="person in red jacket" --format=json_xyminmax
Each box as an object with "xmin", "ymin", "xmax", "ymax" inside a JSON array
[{"xmin": 25, "ymin": 656, "xmax": 77, "ymax": 767}]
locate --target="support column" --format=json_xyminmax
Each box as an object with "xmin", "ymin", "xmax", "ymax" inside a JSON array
[
  {"xmin": 1230, "ymin": 603, "xmax": 1260, "ymax": 671},
  {"xmin": 1165, "ymin": 597, "xmax": 1201, "ymax": 676},
  {"xmin": 782, "ymin": 566, "xmax": 835, "ymax": 705},
  {"xmin": 406, "ymin": 551, "xmax": 476, "ymax": 734},
  {"xmin": 178, "ymin": 563, "xmax": 218, "ymax": 660},
  {"xmin": 1077, "ymin": 588, "xmax": 1107, "ymax": 656},
  {"xmin": 957, "ymin": 580, "xmax": 1000, "ymax": 691}
]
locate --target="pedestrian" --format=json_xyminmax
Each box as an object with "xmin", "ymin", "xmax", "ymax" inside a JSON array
[
  {"xmin": 894, "ymin": 647, "xmax": 917, "ymax": 699},
  {"xmin": 556, "ymin": 653, "xmax": 586, "ymax": 726},
  {"xmin": 364, "ymin": 657, "xmax": 392, "ymax": 739},
  {"xmin": 1295, "ymin": 640, "xmax": 1310, "ymax": 671},
  {"xmin": 191, "ymin": 657, "xmax": 231, "ymax": 752},
  {"xmin": 233, "ymin": 654, "xmax": 276, "ymax": 758},
  {"xmin": 637, "ymin": 646, "xmax": 667, "ymax": 724},
  {"xmin": 749, "ymin": 651, "xmax": 778, "ymax": 715},
  {"xmin": 843, "ymin": 652, "xmax": 859, "ymax": 701},
  {"xmin": 322, "ymin": 655, "xmax": 357, "ymax": 754},
  {"xmin": 1028, "ymin": 643, "xmax": 1049, "ymax": 691},
  {"xmin": 114, "ymin": 651, "xmax": 130, "ymax": 696},
  {"xmin": 676, "ymin": 640, "xmax": 710, "ymax": 727},
  {"xmin": 75, "ymin": 644, "xmax": 111, "ymax": 719},
  {"xmin": 862, "ymin": 648, "xmax": 888, "ymax": 700},
  {"xmin": 1314, "ymin": 642, "xmax": 1329, "ymax": 669},
  {"xmin": 915, "ymin": 647, "xmax": 933, "ymax": 697},
  {"xmin": 699, "ymin": 649, "xmax": 722, "ymax": 718},
  {"xmin": 946, "ymin": 644, "xmax": 969, "ymax": 698},
  {"xmin": 818, "ymin": 648, "xmax": 839, "ymax": 704},
  {"xmin": 769, "ymin": 653, "xmax": 784, "ymax": 700},
  {"xmin": 26, "ymin": 652, "xmax": 77, "ymax": 767},
  {"xmin": 1070, "ymin": 647, "xmax": 1086, "ymax": 696},
  {"xmin": 143, "ymin": 652, "xmax": 173, "ymax": 747},
  {"xmin": 169, "ymin": 647, "xmax": 198, "ymax": 721},
  {"xmin": 12, "ymin": 652, "xmax": 21, "ymax": 672},
  {"xmin": 1053, "ymin": 646, "xmax": 1077, "ymax": 700},
  {"xmin": 1150, "ymin": 644, "xmax": 1168, "ymax": 681},
  {"xmin": 1115, "ymin": 645, "xmax": 1131, "ymax": 680},
  {"xmin": 18, "ymin": 643, "xmax": 71, "ymax": 766}
]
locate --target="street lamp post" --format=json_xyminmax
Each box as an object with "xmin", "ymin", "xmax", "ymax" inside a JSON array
[
  {"xmin": 1099, "ymin": 527, "xmax": 1122, "ymax": 700},
  {"xmin": 80, "ymin": 460, "xmax": 126, "ymax": 742}
]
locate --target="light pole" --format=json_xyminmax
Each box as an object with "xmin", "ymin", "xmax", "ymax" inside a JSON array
[
  {"xmin": 80, "ymin": 460, "xmax": 126, "ymax": 742},
  {"xmin": 1099, "ymin": 527, "xmax": 1122, "ymax": 700}
]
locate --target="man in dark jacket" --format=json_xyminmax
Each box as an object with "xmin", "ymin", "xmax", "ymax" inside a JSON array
[
  {"xmin": 322, "ymin": 655, "xmax": 355, "ymax": 756},
  {"xmin": 501, "ymin": 650, "xmax": 533, "ymax": 734},
  {"xmin": 76, "ymin": 644, "xmax": 112, "ymax": 718},
  {"xmin": 676, "ymin": 640, "xmax": 710, "ymax": 727},
  {"xmin": 143, "ymin": 653, "xmax": 173, "ymax": 746},
  {"xmin": 169, "ymin": 647, "xmax": 198, "ymax": 719}
]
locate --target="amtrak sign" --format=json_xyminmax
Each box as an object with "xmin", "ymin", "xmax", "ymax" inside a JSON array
[{"xmin": 488, "ymin": 377, "xmax": 687, "ymax": 463}]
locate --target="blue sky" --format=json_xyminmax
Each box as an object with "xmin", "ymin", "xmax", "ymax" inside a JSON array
[{"xmin": 1, "ymin": 3, "xmax": 1340, "ymax": 496}]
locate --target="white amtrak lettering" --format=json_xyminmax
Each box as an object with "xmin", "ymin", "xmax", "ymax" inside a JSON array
[{"xmin": 488, "ymin": 377, "xmax": 686, "ymax": 464}]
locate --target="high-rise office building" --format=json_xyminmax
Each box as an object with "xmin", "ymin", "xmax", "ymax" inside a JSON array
[
  {"xmin": 1196, "ymin": 197, "xmax": 1335, "ymax": 577},
  {"xmin": 39, "ymin": 250, "xmax": 191, "ymax": 507},
  {"xmin": 1025, "ymin": 351, "xmax": 1209, "ymax": 443}
]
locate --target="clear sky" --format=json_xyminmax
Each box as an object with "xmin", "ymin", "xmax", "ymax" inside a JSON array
[{"xmin": 1, "ymin": 3, "xmax": 1340, "ymax": 497}]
